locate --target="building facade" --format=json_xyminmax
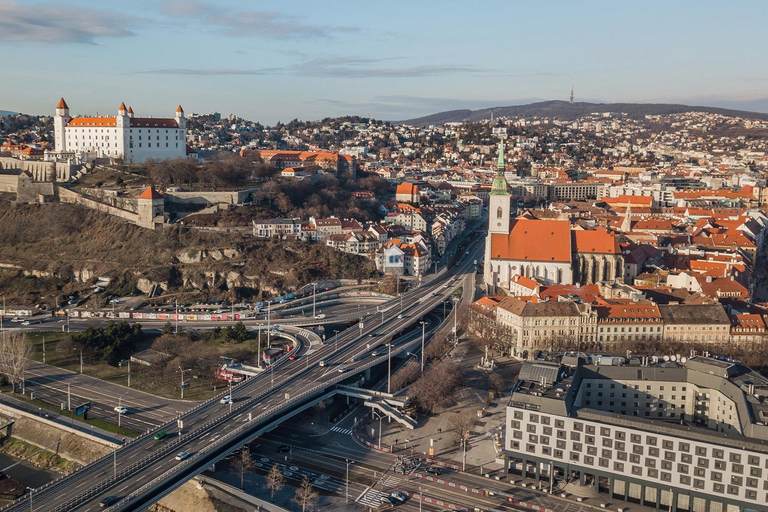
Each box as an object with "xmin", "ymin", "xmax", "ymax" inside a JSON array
[{"xmin": 53, "ymin": 98, "xmax": 187, "ymax": 163}]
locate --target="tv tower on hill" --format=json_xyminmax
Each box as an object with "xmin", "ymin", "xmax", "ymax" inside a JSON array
[{"xmin": 569, "ymin": 81, "xmax": 574, "ymax": 105}]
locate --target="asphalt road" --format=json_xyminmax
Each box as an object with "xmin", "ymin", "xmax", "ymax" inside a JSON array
[{"xmin": 3, "ymin": 241, "xmax": 485, "ymax": 512}]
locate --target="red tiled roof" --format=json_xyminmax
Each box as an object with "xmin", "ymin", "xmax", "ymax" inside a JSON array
[
  {"xmin": 396, "ymin": 182, "xmax": 419, "ymax": 196},
  {"xmin": 119, "ymin": 102, "xmax": 127, "ymax": 111},
  {"xmin": 129, "ymin": 118, "xmax": 179, "ymax": 128},
  {"xmin": 571, "ymin": 227, "xmax": 620, "ymax": 254},
  {"xmin": 67, "ymin": 116, "xmax": 117, "ymax": 127},
  {"xmin": 490, "ymin": 218, "xmax": 571, "ymax": 262},
  {"xmin": 57, "ymin": 98, "xmax": 68, "ymax": 109},
  {"xmin": 138, "ymin": 187, "xmax": 163, "ymax": 200},
  {"xmin": 176, "ymin": 105, "xmax": 184, "ymax": 113}
]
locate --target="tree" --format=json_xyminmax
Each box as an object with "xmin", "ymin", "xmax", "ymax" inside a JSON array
[
  {"xmin": 234, "ymin": 447, "xmax": 252, "ymax": 489},
  {"xmin": 265, "ymin": 464, "xmax": 285, "ymax": 501},
  {"xmin": 0, "ymin": 332, "xmax": 32, "ymax": 393},
  {"xmin": 447, "ymin": 411, "xmax": 475, "ymax": 446},
  {"xmin": 292, "ymin": 476, "xmax": 318, "ymax": 512},
  {"xmin": 488, "ymin": 373, "xmax": 504, "ymax": 397}
]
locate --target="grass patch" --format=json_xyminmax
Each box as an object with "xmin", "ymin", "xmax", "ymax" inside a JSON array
[
  {"xmin": 0, "ymin": 437, "xmax": 80, "ymax": 473},
  {"xmin": 14, "ymin": 394, "xmax": 140, "ymax": 438}
]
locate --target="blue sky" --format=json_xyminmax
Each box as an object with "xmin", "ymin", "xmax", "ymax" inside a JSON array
[{"xmin": 2, "ymin": 0, "xmax": 767, "ymax": 124}]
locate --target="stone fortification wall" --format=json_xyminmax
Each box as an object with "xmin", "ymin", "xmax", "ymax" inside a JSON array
[
  {"xmin": 164, "ymin": 187, "xmax": 257, "ymax": 206},
  {"xmin": 0, "ymin": 157, "xmax": 75, "ymax": 182},
  {"xmin": 58, "ymin": 188, "xmax": 140, "ymax": 224}
]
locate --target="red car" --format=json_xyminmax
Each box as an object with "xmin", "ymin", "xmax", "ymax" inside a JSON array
[{"xmin": 288, "ymin": 355, "xmax": 296, "ymax": 360}]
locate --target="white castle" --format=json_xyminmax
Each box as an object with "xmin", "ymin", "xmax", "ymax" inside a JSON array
[{"xmin": 53, "ymin": 98, "xmax": 187, "ymax": 163}]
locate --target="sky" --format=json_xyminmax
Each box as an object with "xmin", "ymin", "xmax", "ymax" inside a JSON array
[{"xmin": 2, "ymin": 0, "xmax": 768, "ymax": 124}]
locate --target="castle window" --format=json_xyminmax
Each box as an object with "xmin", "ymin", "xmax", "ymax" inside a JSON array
[{"xmin": 497, "ymin": 206, "xmax": 502, "ymax": 219}]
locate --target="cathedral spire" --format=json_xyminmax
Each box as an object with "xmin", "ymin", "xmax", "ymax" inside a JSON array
[
  {"xmin": 621, "ymin": 199, "xmax": 632, "ymax": 233},
  {"xmin": 497, "ymin": 138, "xmax": 505, "ymax": 175}
]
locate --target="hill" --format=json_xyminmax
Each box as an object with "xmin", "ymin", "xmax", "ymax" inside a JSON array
[
  {"xmin": 398, "ymin": 100, "xmax": 768, "ymax": 126},
  {"xmin": 0, "ymin": 110, "xmax": 18, "ymax": 117},
  {"xmin": 0, "ymin": 201, "xmax": 376, "ymax": 306}
]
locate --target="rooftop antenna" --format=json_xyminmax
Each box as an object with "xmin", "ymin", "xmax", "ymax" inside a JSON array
[{"xmin": 569, "ymin": 80, "xmax": 574, "ymax": 105}]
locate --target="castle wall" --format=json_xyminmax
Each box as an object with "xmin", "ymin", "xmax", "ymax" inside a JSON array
[
  {"xmin": 58, "ymin": 188, "xmax": 140, "ymax": 224},
  {"xmin": 164, "ymin": 188, "xmax": 257, "ymax": 206},
  {"xmin": 0, "ymin": 157, "xmax": 75, "ymax": 182}
]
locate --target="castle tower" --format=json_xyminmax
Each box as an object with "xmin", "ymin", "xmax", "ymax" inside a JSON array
[
  {"xmin": 621, "ymin": 199, "xmax": 632, "ymax": 233},
  {"xmin": 175, "ymin": 105, "xmax": 186, "ymax": 129},
  {"xmin": 53, "ymin": 98, "xmax": 70, "ymax": 153},
  {"xmin": 137, "ymin": 186, "xmax": 164, "ymax": 229}
]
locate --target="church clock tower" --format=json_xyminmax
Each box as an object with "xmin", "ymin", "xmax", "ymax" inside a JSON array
[{"xmin": 488, "ymin": 138, "xmax": 511, "ymax": 234}]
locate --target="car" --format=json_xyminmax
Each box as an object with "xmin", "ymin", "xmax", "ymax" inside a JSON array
[
  {"xmin": 397, "ymin": 314, "xmax": 404, "ymax": 319},
  {"xmin": 153, "ymin": 430, "xmax": 167, "ymax": 440},
  {"xmin": 220, "ymin": 395, "xmax": 231, "ymax": 404},
  {"xmin": 276, "ymin": 444, "xmax": 291, "ymax": 453},
  {"xmin": 380, "ymin": 496, "xmax": 397, "ymax": 505},
  {"xmin": 315, "ymin": 314, "xmax": 326, "ymax": 319},
  {"xmin": 175, "ymin": 451, "xmax": 190, "ymax": 461},
  {"xmin": 390, "ymin": 491, "xmax": 407, "ymax": 504},
  {"xmin": 425, "ymin": 466, "xmax": 442, "ymax": 475},
  {"xmin": 368, "ymin": 333, "xmax": 376, "ymax": 337},
  {"xmin": 338, "ymin": 366, "xmax": 348, "ymax": 373},
  {"xmin": 10, "ymin": 317, "xmax": 23, "ymax": 323},
  {"xmin": 371, "ymin": 351, "xmax": 380, "ymax": 357},
  {"xmin": 100, "ymin": 496, "xmax": 119, "ymax": 507},
  {"xmin": 319, "ymin": 361, "xmax": 326, "ymax": 367},
  {"xmin": 288, "ymin": 355, "xmax": 296, "ymax": 360},
  {"xmin": 114, "ymin": 406, "xmax": 128, "ymax": 415}
]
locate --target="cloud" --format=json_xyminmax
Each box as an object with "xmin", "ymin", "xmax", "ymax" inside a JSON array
[
  {"xmin": 142, "ymin": 58, "xmax": 488, "ymax": 78},
  {"xmin": 160, "ymin": 0, "xmax": 355, "ymax": 39},
  {"xmin": 0, "ymin": 0, "xmax": 137, "ymax": 43}
]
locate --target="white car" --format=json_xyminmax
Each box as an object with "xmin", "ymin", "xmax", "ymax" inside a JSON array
[
  {"xmin": 397, "ymin": 314, "xmax": 404, "ymax": 319},
  {"xmin": 220, "ymin": 395, "xmax": 232, "ymax": 404},
  {"xmin": 315, "ymin": 314, "xmax": 326, "ymax": 319},
  {"xmin": 338, "ymin": 366, "xmax": 348, "ymax": 373},
  {"xmin": 114, "ymin": 406, "xmax": 128, "ymax": 415},
  {"xmin": 175, "ymin": 451, "xmax": 190, "ymax": 461}
]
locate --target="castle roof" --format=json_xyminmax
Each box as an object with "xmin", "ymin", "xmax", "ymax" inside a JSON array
[
  {"xmin": 176, "ymin": 105, "xmax": 184, "ymax": 113},
  {"xmin": 138, "ymin": 187, "xmax": 163, "ymax": 200},
  {"xmin": 57, "ymin": 98, "xmax": 68, "ymax": 109},
  {"xmin": 119, "ymin": 102, "xmax": 127, "ymax": 111}
]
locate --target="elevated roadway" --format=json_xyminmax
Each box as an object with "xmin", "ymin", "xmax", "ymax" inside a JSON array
[{"xmin": 2, "ymin": 238, "xmax": 485, "ymax": 512}]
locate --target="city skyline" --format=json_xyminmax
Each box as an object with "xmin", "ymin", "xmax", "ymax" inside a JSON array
[{"xmin": 1, "ymin": 0, "xmax": 768, "ymax": 123}]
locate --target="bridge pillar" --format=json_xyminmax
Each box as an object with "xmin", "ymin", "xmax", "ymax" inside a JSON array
[
  {"xmin": 346, "ymin": 395, "xmax": 350, "ymax": 406},
  {"xmin": 364, "ymin": 368, "xmax": 371, "ymax": 381},
  {"xmin": 209, "ymin": 463, "xmax": 216, "ymax": 472}
]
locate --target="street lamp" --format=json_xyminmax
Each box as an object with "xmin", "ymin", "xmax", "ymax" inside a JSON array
[
  {"xmin": 266, "ymin": 300, "xmax": 272, "ymax": 348},
  {"xmin": 358, "ymin": 317, "xmax": 364, "ymax": 337},
  {"xmin": 451, "ymin": 296, "xmax": 460, "ymax": 344},
  {"xmin": 334, "ymin": 330, "xmax": 339, "ymax": 352},
  {"xmin": 257, "ymin": 324, "xmax": 262, "ymax": 369},
  {"xmin": 419, "ymin": 320, "xmax": 427, "ymax": 372},
  {"xmin": 372, "ymin": 411, "xmax": 383, "ymax": 449},
  {"xmin": 345, "ymin": 459, "xmax": 354, "ymax": 503},
  {"xmin": 312, "ymin": 283, "xmax": 317, "ymax": 318},
  {"xmin": 179, "ymin": 367, "xmax": 191, "ymax": 399},
  {"xmin": 387, "ymin": 343, "xmax": 392, "ymax": 394},
  {"xmin": 419, "ymin": 486, "xmax": 422, "ymax": 512}
]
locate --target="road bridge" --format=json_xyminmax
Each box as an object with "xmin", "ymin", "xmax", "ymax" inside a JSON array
[{"xmin": 0, "ymin": 237, "xmax": 486, "ymax": 512}]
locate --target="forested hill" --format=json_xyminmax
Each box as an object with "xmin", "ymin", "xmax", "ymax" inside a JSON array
[{"xmin": 398, "ymin": 100, "xmax": 768, "ymax": 126}]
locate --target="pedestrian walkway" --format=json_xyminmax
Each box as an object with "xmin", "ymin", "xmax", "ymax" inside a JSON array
[
  {"xmin": 330, "ymin": 426, "xmax": 352, "ymax": 435},
  {"xmin": 356, "ymin": 488, "xmax": 385, "ymax": 509}
]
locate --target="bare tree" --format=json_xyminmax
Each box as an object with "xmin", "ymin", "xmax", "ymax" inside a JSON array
[
  {"xmin": 0, "ymin": 332, "xmax": 32, "ymax": 392},
  {"xmin": 447, "ymin": 411, "xmax": 475, "ymax": 445},
  {"xmin": 487, "ymin": 373, "xmax": 504, "ymax": 397},
  {"xmin": 292, "ymin": 476, "xmax": 318, "ymax": 512},
  {"xmin": 233, "ymin": 447, "xmax": 252, "ymax": 489},
  {"xmin": 265, "ymin": 464, "xmax": 285, "ymax": 501}
]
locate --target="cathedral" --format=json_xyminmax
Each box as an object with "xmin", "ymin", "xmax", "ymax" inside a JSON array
[{"xmin": 483, "ymin": 140, "xmax": 624, "ymax": 294}]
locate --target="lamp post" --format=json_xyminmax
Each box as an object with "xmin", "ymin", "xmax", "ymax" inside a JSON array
[
  {"xmin": 79, "ymin": 348, "xmax": 83, "ymax": 374},
  {"xmin": 117, "ymin": 396, "xmax": 122, "ymax": 432},
  {"xmin": 419, "ymin": 486, "xmax": 422, "ymax": 512},
  {"xmin": 312, "ymin": 283, "xmax": 317, "ymax": 318},
  {"xmin": 175, "ymin": 300, "xmax": 179, "ymax": 334},
  {"xmin": 229, "ymin": 378, "xmax": 233, "ymax": 414},
  {"xmin": 345, "ymin": 459, "xmax": 354, "ymax": 503},
  {"xmin": 334, "ymin": 330, "xmax": 339, "ymax": 352},
  {"xmin": 266, "ymin": 301, "xmax": 272, "ymax": 348},
  {"xmin": 42, "ymin": 336, "xmax": 45, "ymax": 364},
  {"xmin": 419, "ymin": 320, "xmax": 427, "ymax": 372},
  {"xmin": 257, "ymin": 324, "xmax": 262, "ymax": 369},
  {"xmin": 179, "ymin": 367, "xmax": 191, "ymax": 399},
  {"xmin": 372, "ymin": 411, "xmax": 383, "ymax": 449},
  {"xmin": 452, "ymin": 296, "xmax": 460, "ymax": 344},
  {"xmin": 359, "ymin": 317, "xmax": 364, "ymax": 337},
  {"xmin": 387, "ymin": 343, "xmax": 392, "ymax": 394},
  {"xmin": 0, "ymin": 295, "xmax": 4, "ymax": 335}
]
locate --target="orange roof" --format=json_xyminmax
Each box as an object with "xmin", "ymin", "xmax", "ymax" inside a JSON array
[
  {"xmin": 127, "ymin": 106, "xmax": 133, "ymax": 114},
  {"xmin": 540, "ymin": 284, "xmax": 601, "ymax": 303},
  {"xmin": 396, "ymin": 182, "xmax": 419, "ymax": 196},
  {"xmin": 604, "ymin": 195, "xmax": 653, "ymax": 206},
  {"xmin": 571, "ymin": 227, "xmax": 620, "ymax": 254},
  {"xmin": 119, "ymin": 102, "xmax": 127, "ymax": 111},
  {"xmin": 490, "ymin": 218, "xmax": 571, "ymax": 262},
  {"xmin": 57, "ymin": 97, "xmax": 68, "ymax": 109},
  {"xmin": 67, "ymin": 116, "xmax": 117, "ymax": 127},
  {"xmin": 138, "ymin": 187, "xmax": 163, "ymax": 200},
  {"xmin": 176, "ymin": 105, "xmax": 184, "ymax": 113}
]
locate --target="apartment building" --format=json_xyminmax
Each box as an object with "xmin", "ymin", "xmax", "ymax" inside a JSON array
[
  {"xmin": 659, "ymin": 304, "xmax": 731, "ymax": 344},
  {"xmin": 506, "ymin": 356, "xmax": 768, "ymax": 512}
]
